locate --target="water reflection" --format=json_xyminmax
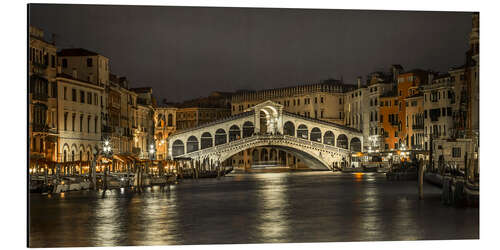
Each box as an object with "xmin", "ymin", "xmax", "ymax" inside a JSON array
[
  {"xmin": 256, "ymin": 173, "xmax": 289, "ymax": 242},
  {"xmin": 93, "ymin": 191, "xmax": 121, "ymax": 246},
  {"xmin": 29, "ymin": 172, "xmax": 479, "ymax": 247},
  {"xmin": 141, "ymin": 186, "xmax": 180, "ymax": 245}
]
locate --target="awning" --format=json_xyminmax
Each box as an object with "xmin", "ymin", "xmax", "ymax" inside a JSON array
[{"xmin": 113, "ymin": 154, "xmax": 127, "ymax": 163}]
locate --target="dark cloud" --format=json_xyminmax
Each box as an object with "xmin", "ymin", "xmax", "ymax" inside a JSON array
[{"xmin": 29, "ymin": 4, "xmax": 472, "ymax": 102}]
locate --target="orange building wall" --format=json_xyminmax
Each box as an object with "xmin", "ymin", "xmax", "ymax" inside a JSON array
[
  {"xmin": 397, "ymin": 71, "xmax": 427, "ymax": 147},
  {"xmin": 380, "ymin": 96, "xmax": 399, "ymax": 150}
]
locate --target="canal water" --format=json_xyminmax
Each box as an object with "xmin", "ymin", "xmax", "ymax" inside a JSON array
[{"xmin": 29, "ymin": 171, "xmax": 479, "ymax": 247}]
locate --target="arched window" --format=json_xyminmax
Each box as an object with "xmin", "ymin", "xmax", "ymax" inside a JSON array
[
  {"xmin": 186, "ymin": 136, "xmax": 199, "ymax": 153},
  {"xmin": 297, "ymin": 124, "xmax": 308, "ymax": 139},
  {"xmin": 172, "ymin": 140, "xmax": 185, "ymax": 157},
  {"xmin": 350, "ymin": 137, "xmax": 362, "ymax": 152},
  {"xmin": 310, "ymin": 127, "xmax": 322, "ymax": 142},
  {"xmin": 200, "ymin": 132, "xmax": 213, "ymax": 149},
  {"xmin": 284, "ymin": 121, "xmax": 295, "ymax": 136},
  {"xmin": 324, "ymin": 131, "xmax": 335, "ymax": 145},
  {"xmin": 337, "ymin": 134, "xmax": 348, "ymax": 149},
  {"xmin": 242, "ymin": 121, "xmax": 254, "ymax": 138},
  {"xmin": 229, "ymin": 125, "xmax": 241, "ymax": 142},
  {"xmin": 215, "ymin": 129, "xmax": 227, "ymax": 145},
  {"xmin": 167, "ymin": 114, "xmax": 173, "ymax": 126}
]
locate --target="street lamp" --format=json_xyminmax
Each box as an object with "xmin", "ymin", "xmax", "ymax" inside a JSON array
[
  {"xmin": 148, "ymin": 143, "xmax": 156, "ymax": 175},
  {"xmin": 101, "ymin": 139, "xmax": 114, "ymax": 192}
]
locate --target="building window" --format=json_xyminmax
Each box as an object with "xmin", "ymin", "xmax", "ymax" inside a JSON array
[
  {"xmin": 51, "ymin": 55, "xmax": 55, "ymax": 68},
  {"xmin": 320, "ymin": 97, "xmax": 324, "ymax": 103},
  {"xmin": 64, "ymin": 112, "xmax": 68, "ymax": 130},
  {"xmin": 452, "ymin": 147, "xmax": 461, "ymax": 158},
  {"xmin": 62, "ymin": 59, "xmax": 67, "ymax": 68},
  {"xmin": 320, "ymin": 110, "xmax": 324, "ymax": 118},
  {"xmin": 72, "ymin": 89, "xmax": 76, "ymax": 102},
  {"xmin": 79, "ymin": 114, "xmax": 83, "ymax": 132},
  {"xmin": 64, "ymin": 87, "xmax": 67, "ymax": 100},
  {"xmin": 80, "ymin": 91, "xmax": 85, "ymax": 103},
  {"xmin": 315, "ymin": 97, "xmax": 318, "ymax": 104},
  {"xmin": 72, "ymin": 114, "xmax": 75, "ymax": 131},
  {"xmin": 94, "ymin": 117, "xmax": 98, "ymax": 133},
  {"xmin": 87, "ymin": 116, "xmax": 91, "ymax": 133},
  {"xmin": 87, "ymin": 58, "xmax": 93, "ymax": 67},
  {"xmin": 87, "ymin": 92, "xmax": 92, "ymax": 104}
]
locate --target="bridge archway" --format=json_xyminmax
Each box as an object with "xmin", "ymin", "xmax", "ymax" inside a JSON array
[
  {"xmin": 337, "ymin": 134, "xmax": 348, "ymax": 149},
  {"xmin": 186, "ymin": 136, "xmax": 199, "ymax": 153},
  {"xmin": 220, "ymin": 144, "xmax": 335, "ymax": 170},
  {"xmin": 215, "ymin": 129, "xmax": 227, "ymax": 145},
  {"xmin": 270, "ymin": 148, "xmax": 277, "ymax": 161},
  {"xmin": 229, "ymin": 125, "xmax": 241, "ymax": 142},
  {"xmin": 297, "ymin": 124, "xmax": 308, "ymax": 139},
  {"xmin": 284, "ymin": 121, "xmax": 295, "ymax": 136},
  {"xmin": 260, "ymin": 148, "xmax": 268, "ymax": 161},
  {"xmin": 242, "ymin": 121, "xmax": 254, "ymax": 138},
  {"xmin": 350, "ymin": 137, "xmax": 362, "ymax": 152},
  {"xmin": 324, "ymin": 131, "xmax": 335, "ymax": 146},
  {"xmin": 252, "ymin": 149, "xmax": 259, "ymax": 162},
  {"xmin": 172, "ymin": 139, "xmax": 185, "ymax": 157},
  {"xmin": 201, "ymin": 132, "xmax": 213, "ymax": 149},
  {"xmin": 310, "ymin": 127, "xmax": 322, "ymax": 142}
]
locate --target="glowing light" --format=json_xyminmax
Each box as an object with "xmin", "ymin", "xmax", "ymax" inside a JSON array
[{"xmin": 353, "ymin": 172, "xmax": 364, "ymax": 178}]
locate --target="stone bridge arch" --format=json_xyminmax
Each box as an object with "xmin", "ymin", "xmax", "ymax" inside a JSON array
[{"xmin": 184, "ymin": 135, "xmax": 350, "ymax": 170}]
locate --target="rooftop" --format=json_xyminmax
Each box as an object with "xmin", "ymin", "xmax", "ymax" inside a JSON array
[
  {"xmin": 130, "ymin": 87, "xmax": 153, "ymax": 94},
  {"xmin": 58, "ymin": 48, "xmax": 100, "ymax": 57}
]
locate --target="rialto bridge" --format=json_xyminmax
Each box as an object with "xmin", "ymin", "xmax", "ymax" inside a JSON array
[{"xmin": 167, "ymin": 101, "xmax": 363, "ymax": 170}]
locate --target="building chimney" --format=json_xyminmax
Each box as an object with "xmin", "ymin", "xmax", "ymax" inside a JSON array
[
  {"xmin": 357, "ymin": 77, "xmax": 362, "ymax": 88},
  {"xmin": 428, "ymin": 72, "xmax": 435, "ymax": 85}
]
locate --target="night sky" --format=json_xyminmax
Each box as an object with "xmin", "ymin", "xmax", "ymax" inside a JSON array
[{"xmin": 29, "ymin": 4, "xmax": 472, "ymax": 102}]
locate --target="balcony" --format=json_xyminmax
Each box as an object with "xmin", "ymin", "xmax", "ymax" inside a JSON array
[
  {"xmin": 32, "ymin": 92, "xmax": 48, "ymax": 101},
  {"xmin": 102, "ymin": 125, "xmax": 113, "ymax": 133},
  {"xmin": 32, "ymin": 123, "xmax": 49, "ymax": 132},
  {"xmin": 132, "ymin": 147, "xmax": 141, "ymax": 155},
  {"xmin": 412, "ymin": 124, "xmax": 424, "ymax": 130},
  {"xmin": 32, "ymin": 62, "xmax": 48, "ymax": 71}
]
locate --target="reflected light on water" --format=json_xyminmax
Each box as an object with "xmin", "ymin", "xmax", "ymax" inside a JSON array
[
  {"xmin": 94, "ymin": 192, "xmax": 121, "ymax": 246},
  {"xmin": 257, "ymin": 173, "xmax": 289, "ymax": 242},
  {"xmin": 141, "ymin": 187, "xmax": 180, "ymax": 245}
]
